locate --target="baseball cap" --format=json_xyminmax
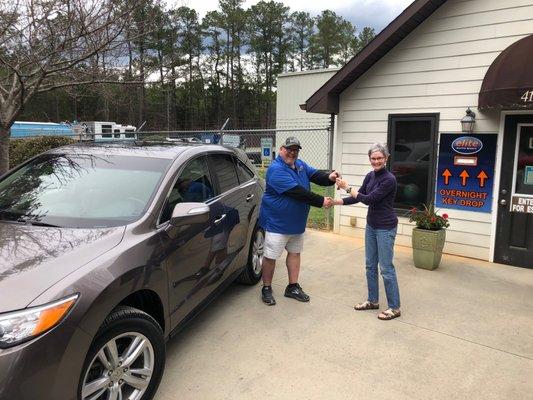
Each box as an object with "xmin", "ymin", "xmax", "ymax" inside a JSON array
[{"xmin": 283, "ymin": 136, "xmax": 302, "ymax": 149}]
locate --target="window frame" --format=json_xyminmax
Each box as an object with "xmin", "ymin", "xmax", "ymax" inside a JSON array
[
  {"xmin": 387, "ymin": 113, "xmax": 439, "ymax": 211},
  {"xmin": 157, "ymin": 154, "xmax": 215, "ymax": 225}
]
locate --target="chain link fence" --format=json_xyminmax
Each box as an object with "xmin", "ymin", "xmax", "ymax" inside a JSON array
[
  {"xmin": 9, "ymin": 124, "xmax": 335, "ymax": 230},
  {"xmin": 135, "ymin": 126, "xmax": 335, "ymax": 230}
]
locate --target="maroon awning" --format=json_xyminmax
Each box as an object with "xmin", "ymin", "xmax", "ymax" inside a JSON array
[{"xmin": 479, "ymin": 35, "xmax": 533, "ymax": 109}]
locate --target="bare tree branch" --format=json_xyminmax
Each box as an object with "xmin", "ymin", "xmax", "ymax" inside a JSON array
[
  {"xmin": 0, "ymin": 0, "xmax": 149, "ymax": 173},
  {"xmin": 37, "ymin": 78, "xmax": 143, "ymax": 92}
]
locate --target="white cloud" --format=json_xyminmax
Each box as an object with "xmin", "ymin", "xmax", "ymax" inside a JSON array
[{"xmin": 172, "ymin": 0, "xmax": 414, "ymax": 32}]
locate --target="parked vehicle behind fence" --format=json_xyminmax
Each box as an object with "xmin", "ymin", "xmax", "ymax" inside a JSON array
[{"xmin": 0, "ymin": 141, "xmax": 265, "ymax": 400}]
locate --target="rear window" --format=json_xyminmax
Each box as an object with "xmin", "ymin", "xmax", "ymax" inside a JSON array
[
  {"xmin": 236, "ymin": 159, "xmax": 255, "ymax": 183},
  {"xmin": 209, "ymin": 154, "xmax": 239, "ymax": 193}
]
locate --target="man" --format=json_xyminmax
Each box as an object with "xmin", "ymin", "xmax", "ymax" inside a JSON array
[{"xmin": 259, "ymin": 136, "xmax": 339, "ymax": 306}]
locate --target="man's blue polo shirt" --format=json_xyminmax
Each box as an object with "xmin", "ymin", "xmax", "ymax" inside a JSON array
[{"xmin": 259, "ymin": 156, "xmax": 317, "ymax": 234}]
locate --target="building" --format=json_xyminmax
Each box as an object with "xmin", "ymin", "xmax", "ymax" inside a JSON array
[
  {"xmin": 303, "ymin": 0, "xmax": 533, "ymax": 268},
  {"xmin": 276, "ymin": 68, "xmax": 339, "ymax": 169}
]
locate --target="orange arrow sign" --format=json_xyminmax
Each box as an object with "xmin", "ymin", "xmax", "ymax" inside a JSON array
[
  {"xmin": 459, "ymin": 170, "xmax": 469, "ymax": 186},
  {"xmin": 477, "ymin": 170, "xmax": 488, "ymax": 188},
  {"xmin": 442, "ymin": 169, "xmax": 452, "ymax": 185}
]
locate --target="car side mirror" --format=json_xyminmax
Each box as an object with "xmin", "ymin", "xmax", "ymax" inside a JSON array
[{"xmin": 169, "ymin": 202, "xmax": 210, "ymax": 227}]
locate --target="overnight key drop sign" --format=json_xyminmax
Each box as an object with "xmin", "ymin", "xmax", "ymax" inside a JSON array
[{"xmin": 436, "ymin": 133, "xmax": 497, "ymax": 213}]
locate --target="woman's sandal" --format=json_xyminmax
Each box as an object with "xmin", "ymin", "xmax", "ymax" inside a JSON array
[
  {"xmin": 378, "ymin": 308, "xmax": 401, "ymax": 320},
  {"xmin": 354, "ymin": 301, "xmax": 379, "ymax": 311}
]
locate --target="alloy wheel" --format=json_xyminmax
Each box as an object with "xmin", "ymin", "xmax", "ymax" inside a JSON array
[{"xmin": 81, "ymin": 332, "xmax": 155, "ymax": 400}]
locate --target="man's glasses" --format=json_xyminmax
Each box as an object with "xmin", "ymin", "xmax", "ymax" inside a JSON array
[{"xmin": 285, "ymin": 147, "xmax": 300, "ymax": 154}]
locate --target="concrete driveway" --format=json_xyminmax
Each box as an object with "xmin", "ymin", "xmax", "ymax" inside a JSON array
[{"xmin": 155, "ymin": 230, "xmax": 533, "ymax": 400}]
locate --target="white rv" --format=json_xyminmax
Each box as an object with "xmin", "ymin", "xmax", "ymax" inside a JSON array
[{"xmin": 81, "ymin": 121, "xmax": 137, "ymax": 140}]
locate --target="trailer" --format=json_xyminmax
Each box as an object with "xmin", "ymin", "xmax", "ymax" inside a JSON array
[
  {"xmin": 10, "ymin": 121, "xmax": 76, "ymax": 138},
  {"xmin": 81, "ymin": 121, "xmax": 137, "ymax": 140}
]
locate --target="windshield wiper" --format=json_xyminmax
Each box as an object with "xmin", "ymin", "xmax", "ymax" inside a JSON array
[
  {"xmin": 23, "ymin": 220, "xmax": 61, "ymax": 228},
  {"xmin": 15, "ymin": 215, "xmax": 61, "ymax": 227},
  {"xmin": 0, "ymin": 209, "xmax": 27, "ymax": 221},
  {"xmin": 0, "ymin": 211, "xmax": 61, "ymax": 227}
]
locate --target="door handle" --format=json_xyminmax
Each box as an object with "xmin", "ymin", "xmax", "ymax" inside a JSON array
[
  {"xmin": 500, "ymin": 199, "xmax": 507, "ymax": 205},
  {"xmin": 246, "ymin": 194, "xmax": 255, "ymax": 202},
  {"xmin": 214, "ymin": 214, "xmax": 226, "ymax": 224}
]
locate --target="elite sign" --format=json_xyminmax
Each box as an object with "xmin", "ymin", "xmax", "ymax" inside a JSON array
[{"xmin": 436, "ymin": 133, "xmax": 497, "ymax": 213}]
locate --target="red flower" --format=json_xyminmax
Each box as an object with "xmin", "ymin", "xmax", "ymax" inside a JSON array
[
  {"xmin": 410, "ymin": 207, "xmax": 417, "ymax": 213},
  {"xmin": 442, "ymin": 213, "xmax": 449, "ymax": 219},
  {"xmin": 430, "ymin": 216, "xmax": 436, "ymax": 222}
]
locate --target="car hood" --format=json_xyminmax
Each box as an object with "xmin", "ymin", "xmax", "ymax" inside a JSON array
[{"xmin": 0, "ymin": 222, "xmax": 126, "ymax": 313}]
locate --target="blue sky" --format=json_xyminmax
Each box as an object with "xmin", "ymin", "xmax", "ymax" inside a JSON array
[{"xmin": 177, "ymin": 0, "xmax": 414, "ymax": 33}]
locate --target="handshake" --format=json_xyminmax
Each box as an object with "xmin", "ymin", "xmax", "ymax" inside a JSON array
[
  {"xmin": 323, "ymin": 170, "xmax": 342, "ymax": 209},
  {"xmin": 323, "ymin": 196, "xmax": 335, "ymax": 208}
]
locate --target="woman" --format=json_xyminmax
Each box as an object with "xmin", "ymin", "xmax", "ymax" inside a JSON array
[{"xmin": 334, "ymin": 143, "xmax": 401, "ymax": 320}]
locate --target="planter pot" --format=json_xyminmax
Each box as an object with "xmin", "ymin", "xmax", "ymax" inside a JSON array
[{"xmin": 412, "ymin": 228, "xmax": 446, "ymax": 270}]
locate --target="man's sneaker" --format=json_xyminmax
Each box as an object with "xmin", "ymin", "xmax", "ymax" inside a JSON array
[
  {"xmin": 284, "ymin": 283, "xmax": 310, "ymax": 302},
  {"xmin": 261, "ymin": 285, "xmax": 276, "ymax": 306}
]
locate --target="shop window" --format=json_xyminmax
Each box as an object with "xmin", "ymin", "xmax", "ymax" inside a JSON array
[{"xmin": 387, "ymin": 114, "xmax": 439, "ymax": 210}]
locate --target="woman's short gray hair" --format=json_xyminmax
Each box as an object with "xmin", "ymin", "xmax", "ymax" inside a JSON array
[{"xmin": 368, "ymin": 143, "xmax": 390, "ymax": 158}]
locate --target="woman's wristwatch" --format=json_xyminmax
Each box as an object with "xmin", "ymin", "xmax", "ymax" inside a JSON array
[{"xmin": 346, "ymin": 186, "xmax": 352, "ymax": 194}]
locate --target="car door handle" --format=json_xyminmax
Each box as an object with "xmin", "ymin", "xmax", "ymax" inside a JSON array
[
  {"xmin": 214, "ymin": 214, "xmax": 226, "ymax": 224},
  {"xmin": 246, "ymin": 194, "xmax": 255, "ymax": 202}
]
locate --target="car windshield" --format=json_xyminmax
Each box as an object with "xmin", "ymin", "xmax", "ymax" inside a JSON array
[{"xmin": 0, "ymin": 153, "xmax": 171, "ymax": 228}]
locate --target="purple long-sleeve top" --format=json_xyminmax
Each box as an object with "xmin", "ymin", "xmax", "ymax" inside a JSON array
[{"xmin": 343, "ymin": 168, "xmax": 398, "ymax": 229}]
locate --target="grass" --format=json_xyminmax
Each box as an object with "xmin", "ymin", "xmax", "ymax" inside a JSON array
[{"xmin": 256, "ymin": 166, "xmax": 334, "ymax": 231}]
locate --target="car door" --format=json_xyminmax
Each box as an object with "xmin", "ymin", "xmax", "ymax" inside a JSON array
[
  {"xmin": 234, "ymin": 155, "xmax": 262, "ymax": 264},
  {"xmin": 207, "ymin": 153, "xmax": 251, "ymax": 279},
  {"xmin": 157, "ymin": 155, "xmax": 226, "ymax": 324}
]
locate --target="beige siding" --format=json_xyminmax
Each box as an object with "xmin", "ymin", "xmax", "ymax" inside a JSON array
[
  {"xmin": 276, "ymin": 69, "xmax": 338, "ymax": 127},
  {"xmin": 335, "ymin": 0, "xmax": 533, "ymax": 261},
  {"xmin": 276, "ymin": 68, "xmax": 339, "ymax": 169}
]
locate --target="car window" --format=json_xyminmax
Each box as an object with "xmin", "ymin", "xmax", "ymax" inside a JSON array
[
  {"xmin": 236, "ymin": 158, "xmax": 255, "ymax": 183},
  {"xmin": 209, "ymin": 154, "xmax": 239, "ymax": 193},
  {"xmin": 160, "ymin": 156, "xmax": 214, "ymax": 223}
]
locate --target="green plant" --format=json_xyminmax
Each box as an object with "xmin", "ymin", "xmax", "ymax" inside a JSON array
[
  {"xmin": 408, "ymin": 203, "xmax": 450, "ymax": 230},
  {"xmin": 9, "ymin": 136, "xmax": 75, "ymax": 168}
]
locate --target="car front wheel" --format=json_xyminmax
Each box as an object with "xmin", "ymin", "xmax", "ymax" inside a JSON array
[{"xmin": 79, "ymin": 306, "xmax": 165, "ymax": 400}]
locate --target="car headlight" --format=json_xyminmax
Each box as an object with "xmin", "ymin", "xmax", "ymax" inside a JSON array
[{"xmin": 0, "ymin": 294, "xmax": 79, "ymax": 348}]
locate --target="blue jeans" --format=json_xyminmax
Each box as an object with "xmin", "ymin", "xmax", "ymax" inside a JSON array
[{"xmin": 365, "ymin": 225, "xmax": 401, "ymax": 309}]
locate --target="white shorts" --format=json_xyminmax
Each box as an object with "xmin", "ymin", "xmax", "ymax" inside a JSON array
[{"xmin": 263, "ymin": 231, "xmax": 304, "ymax": 260}]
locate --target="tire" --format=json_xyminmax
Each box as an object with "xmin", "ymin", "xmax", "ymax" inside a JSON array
[
  {"xmin": 237, "ymin": 225, "xmax": 264, "ymax": 285},
  {"xmin": 78, "ymin": 306, "xmax": 165, "ymax": 400}
]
